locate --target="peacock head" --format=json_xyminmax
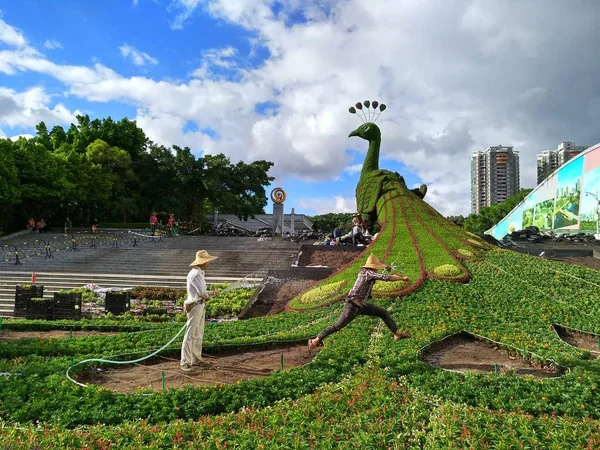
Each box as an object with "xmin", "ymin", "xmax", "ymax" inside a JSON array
[{"xmin": 348, "ymin": 122, "xmax": 381, "ymax": 141}]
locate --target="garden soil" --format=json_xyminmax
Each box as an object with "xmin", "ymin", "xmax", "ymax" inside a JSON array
[
  {"xmin": 422, "ymin": 333, "xmax": 561, "ymax": 378},
  {"xmin": 554, "ymin": 326, "xmax": 600, "ymax": 355},
  {"xmin": 268, "ymin": 279, "xmax": 317, "ymax": 314},
  {"xmin": 76, "ymin": 343, "xmax": 321, "ymax": 393},
  {"xmin": 552, "ymin": 256, "xmax": 600, "ymax": 271},
  {"xmin": 0, "ymin": 330, "xmax": 119, "ymax": 340},
  {"xmin": 298, "ymin": 248, "xmax": 360, "ymax": 269}
]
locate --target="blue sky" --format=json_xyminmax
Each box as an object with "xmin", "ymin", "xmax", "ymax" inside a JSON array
[{"xmin": 2, "ymin": 1, "xmax": 600, "ymax": 217}]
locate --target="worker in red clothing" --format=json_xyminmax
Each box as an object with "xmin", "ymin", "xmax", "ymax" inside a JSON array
[
  {"xmin": 167, "ymin": 213, "xmax": 175, "ymax": 236},
  {"xmin": 150, "ymin": 212, "xmax": 158, "ymax": 236}
]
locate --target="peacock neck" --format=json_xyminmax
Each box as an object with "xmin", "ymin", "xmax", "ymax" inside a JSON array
[{"xmin": 361, "ymin": 138, "xmax": 380, "ymax": 176}]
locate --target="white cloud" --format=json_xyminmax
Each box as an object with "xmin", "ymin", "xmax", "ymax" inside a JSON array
[
  {"xmin": 2, "ymin": 1, "xmax": 600, "ymax": 217},
  {"xmin": 169, "ymin": 0, "xmax": 202, "ymax": 29},
  {"xmin": 298, "ymin": 195, "xmax": 356, "ymax": 215},
  {"xmin": 344, "ymin": 164, "xmax": 362, "ymax": 175},
  {"xmin": 0, "ymin": 86, "xmax": 79, "ymax": 129},
  {"xmin": 119, "ymin": 44, "xmax": 158, "ymax": 66},
  {"xmin": 0, "ymin": 18, "xmax": 27, "ymax": 47},
  {"xmin": 43, "ymin": 39, "xmax": 62, "ymax": 50},
  {"xmin": 191, "ymin": 46, "xmax": 241, "ymax": 79}
]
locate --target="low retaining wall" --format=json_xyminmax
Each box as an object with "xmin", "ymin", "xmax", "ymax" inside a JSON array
[{"xmin": 239, "ymin": 267, "xmax": 334, "ymax": 319}]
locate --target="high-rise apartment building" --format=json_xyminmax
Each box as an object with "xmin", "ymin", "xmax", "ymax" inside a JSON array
[
  {"xmin": 537, "ymin": 150, "xmax": 558, "ymax": 185},
  {"xmin": 471, "ymin": 145, "xmax": 520, "ymax": 214},
  {"xmin": 536, "ymin": 141, "xmax": 588, "ymax": 184},
  {"xmin": 557, "ymin": 141, "xmax": 587, "ymax": 166}
]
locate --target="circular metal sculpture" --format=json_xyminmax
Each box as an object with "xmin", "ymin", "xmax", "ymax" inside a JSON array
[{"xmin": 270, "ymin": 187, "xmax": 286, "ymax": 204}]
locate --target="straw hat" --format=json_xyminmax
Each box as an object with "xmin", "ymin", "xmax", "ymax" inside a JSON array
[
  {"xmin": 189, "ymin": 250, "xmax": 219, "ymax": 267},
  {"xmin": 361, "ymin": 254, "xmax": 390, "ymax": 271}
]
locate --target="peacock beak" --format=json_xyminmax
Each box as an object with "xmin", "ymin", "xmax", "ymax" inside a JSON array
[{"xmin": 348, "ymin": 128, "xmax": 360, "ymax": 138}]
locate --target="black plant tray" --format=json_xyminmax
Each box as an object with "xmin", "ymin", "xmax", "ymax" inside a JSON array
[
  {"xmin": 26, "ymin": 298, "xmax": 53, "ymax": 320},
  {"xmin": 53, "ymin": 292, "xmax": 82, "ymax": 320},
  {"xmin": 105, "ymin": 292, "xmax": 131, "ymax": 316},
  {"xmin": 15, "ymin": 285, "xmax": 44, "ymax": 318}
]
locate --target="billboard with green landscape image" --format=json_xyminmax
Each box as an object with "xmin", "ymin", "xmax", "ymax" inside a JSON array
[
  {"xmin": 552, "ymin": 157, "xmax": 582, "ymax": 229},
  {"xmin": 579, "ymin": 151, "xmax": 600, "ymax": 231},
  {"xmin": 486, "ymin": 143, "xmax": 600, "ymax": 239},
  {"xmin": 522, "ymin": 194, "xmax": 536, "ymax": 228},
  {"xmin": 532, "ymin": 176, "xmax": 556, "ymax": 230}
]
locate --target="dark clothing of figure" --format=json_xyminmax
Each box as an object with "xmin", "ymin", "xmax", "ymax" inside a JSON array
[
  {"xmin": 346, "ymin": 268, "xmax": 390, "ymax": 307},
  {"xmin": 317, "ymin": 302, "xmax": 398, "ymax": 341},
  {"xmin": 317, "ymin": 268, "xmax": 398, "ymax": 341},
  {"xmin": 352, "ymin": 226, "xmax": 366, "ymax": 245}
]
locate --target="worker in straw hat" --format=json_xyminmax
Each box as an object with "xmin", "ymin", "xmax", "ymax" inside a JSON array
[
  {"xmin": 308, "ymin": 253, "xmax": 411, "ymax": 353},
  {"xmin": 181, "ymin": 250, "xmax": 219, "ymax": 371}
]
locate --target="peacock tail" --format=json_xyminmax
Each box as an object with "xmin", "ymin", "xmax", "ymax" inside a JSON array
[{"xmin": 288, "ymin": 158, "xmax": 490, "ymax": 311}]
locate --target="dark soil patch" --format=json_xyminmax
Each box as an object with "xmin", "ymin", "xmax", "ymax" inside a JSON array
[
  {"xmin": 239, "ymin": 278, "xmax": 318, "ymax": 318},
  {"xmin": 270, "ymin": 279, "xmax": 318, "ymax": 314},
  {"xmin": 0, "ymin": 330, "xmax": 119, "ymax": 340},
  {"xmin": 554, "ymin": 325, "xmax": 600, "ymax": 356},
  {"xmin": 298, "ymin": 247, "xmax": 360, "ymax": 269},
  {"xmin": 76, "ymin": 343, "xmax": 321, "ymax": 393},
  {"xmin": 421, "ymin": 333, "xmax": 561, "ymax": 378},
  {"xmin": 551, "ymin": 257, "xmax": 600, "ymax": 271}
]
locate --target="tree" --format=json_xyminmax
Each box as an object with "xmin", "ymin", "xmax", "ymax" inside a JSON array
[
  {"xmin": 309, "ymin": 213, "xmax": 355, "ymax": 233},
  {"xmin": 86, "ymin": 139, "xmax": 132, "ymax": 171},
  {"xmin": 203, "ymin": 155, "xmax": 274, "ymax": 220},
  {"xmin": 1, "ymin": 116, "xmax": 274, "ymax": 230},
  {"xmin": 446, "ymin": 215, "xmax": 465, "ymax": 226},
  {"xmin": 12, "ymin": 138, "xmax": 72, "ymax": 224},
  {"xmin": 35, "ymin": 122, "xmax": 52, "ymax": 151},
  {"xmin": 0, "ymin": 139, "xmax": 21, "ymax": 232},
  {"xmin": 464, "ymin": 189, "xmax": 533, "ymax": 233}
]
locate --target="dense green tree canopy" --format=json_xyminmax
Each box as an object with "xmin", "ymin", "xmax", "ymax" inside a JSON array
[
  {"xmin": 0, "ymin": 115, "xmax": 274, "ymax": 232},
  {"xmin": 308, "ymin": 212, "xmax": 355, "ymax": 233},
  {"xmin": 463, "ymin": 189, "xmax": 533, "ymax": 233}
]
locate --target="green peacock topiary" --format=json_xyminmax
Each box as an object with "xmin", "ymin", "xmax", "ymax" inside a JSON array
[{"xmin": 289, "ymin": 101, "xmax": 486, "ymax": 309}]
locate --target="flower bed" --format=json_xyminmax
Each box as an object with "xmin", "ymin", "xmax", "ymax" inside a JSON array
[{"xmin": 3, "ymin": 202, "xmax": 600, "ymax": 445}]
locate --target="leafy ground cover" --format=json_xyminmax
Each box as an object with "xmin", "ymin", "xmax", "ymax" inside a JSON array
[{"xmin": 3, "ymin": 204, "xmax": 600, "ymax": 445}]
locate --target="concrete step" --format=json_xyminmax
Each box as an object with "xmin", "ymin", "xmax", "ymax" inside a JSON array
[
  {"xmin": 0, "ymin": 234, "xmax": 301, "ymax": 317},
  {"xmin": 0, "ymin": 272, "xmax": 263, "ymax": 316}
]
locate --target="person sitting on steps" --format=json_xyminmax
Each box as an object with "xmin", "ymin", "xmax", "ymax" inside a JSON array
[
  {"xmin": 352, "ymin": 218, "xmax": 366, "ymax": 246},
  {"xmin": 308, "ymin": 253, "xmax": 411, "ymax": 353}
]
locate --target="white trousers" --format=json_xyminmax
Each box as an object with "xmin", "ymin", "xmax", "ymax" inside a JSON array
[{"xmin": 180, "ymin": 302, "xmax": 206, "ymax": 366}]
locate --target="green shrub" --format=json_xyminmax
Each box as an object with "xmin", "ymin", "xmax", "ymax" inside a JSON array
[
  {"xmin": 433, "ymin": 264, "xmax": 462, "ymax": 277},
  {"xmin": 57, "ymin": 288, "xmax": 96, "ymax": 302}
]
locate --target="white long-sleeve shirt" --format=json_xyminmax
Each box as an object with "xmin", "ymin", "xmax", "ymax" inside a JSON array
[{"xmin": 184, "ymin": 267, "xmax": 209, "ymax": 308}]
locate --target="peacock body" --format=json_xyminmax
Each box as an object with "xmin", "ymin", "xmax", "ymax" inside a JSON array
[{"xmin": 288, "ymin": 113, "xmax": 489, "ymax": 311}]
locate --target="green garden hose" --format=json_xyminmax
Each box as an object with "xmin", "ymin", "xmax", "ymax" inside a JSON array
[{"xmin": 66, "ymin": 322, "xmax": 187, "ymax": 387}]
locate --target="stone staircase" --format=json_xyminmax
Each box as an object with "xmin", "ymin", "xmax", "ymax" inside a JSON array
[{"xmin": 0, "ymin": 231, "xmax": 302, "ymax": 317}]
